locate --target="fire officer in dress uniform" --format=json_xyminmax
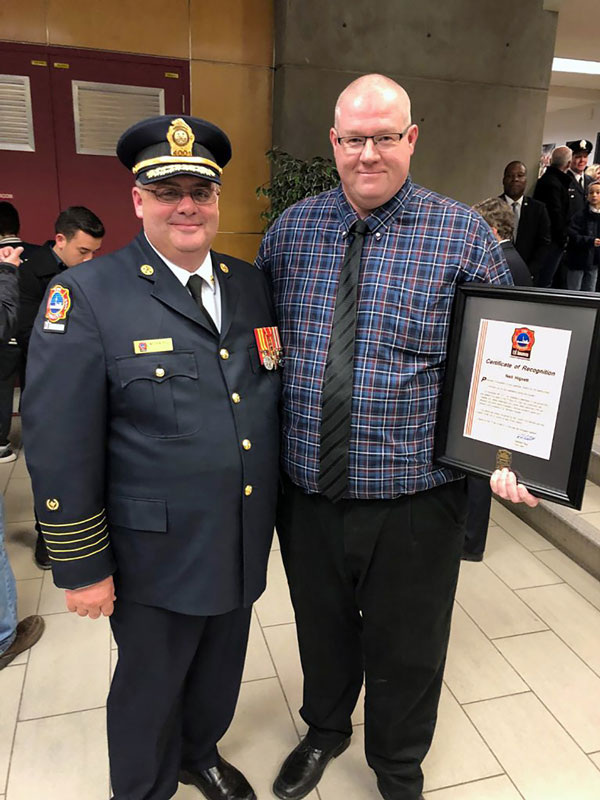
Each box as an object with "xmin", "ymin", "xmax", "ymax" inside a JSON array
[{"xmin": 22, "ymin": 115, "xmax": 281, "ymax": 800}]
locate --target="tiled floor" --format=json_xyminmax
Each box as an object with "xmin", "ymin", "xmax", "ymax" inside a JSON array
[{"xmin": 2, "ymin": 428, "xmax": 600, "ymax": 800}]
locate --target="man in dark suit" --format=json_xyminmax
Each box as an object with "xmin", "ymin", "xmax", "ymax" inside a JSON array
[
  {"xmin": 533, "ymin": 145, "xmax": 573, "ymax": 288},
  {"xmin": 0, "ymin": 202, "xmax": 39, "ymax": 262},
  {"xmin": 566, "ymin": 139, "xmax": 595, "ymax": 217},
  {"xmin": 22, "ymin": 115, "xmax": 280, "ymax": 800},
  {"xmin": 16, "ymin": 205, "xmax": 104, "ymax": 359},
  {"xmin": 17, "ymin": 205, "xmax": 104, "ymax": 569},
  {"xmin": 465, "ymin": 197, "xmax": 531, "ymax": 561},
  {"xmin": 500, "ymin": 161, "xmax": 550, "ymax": 285}
]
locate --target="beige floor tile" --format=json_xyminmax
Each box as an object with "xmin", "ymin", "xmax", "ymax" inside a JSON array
[
  {"xmin": 174, "ymin": 677, "xmax": 318, "ymax": 799},
  {"xmin": 444, "ymin": 604, "xmax": 527, "ymax": 704},
  {"xmin": 456, "ymin": 562, "xmax": 546, "ymax": 640},
  {"xmin": 0, "ymin": 664, "xmax": 25, "ymax": 791},
  {"xmin": 38, "ymin": 569, "xmax": 67, "ymax": 615},
  {"xmin": 577, "ymin": 481, "xmax": 600, "ymax": 515},
  {"xmin": 3, "ymin": 478, "xmax": 34, "ymax": 524},
  {"xmin": 590, "ymin": 751, "xmax": 600, "ymax": 770},
  {"xmin": 465, "ymin": 692, "xmax": 600, "ymax": 800},
  {"xmin": 254, "ymin": 549, "xmax": 295, "ymax": 627},
  {"xmin": 517, "ymin": 583, "xmax": 600, "ymax": 675},
  {"xmin": 4, "ymin": 521, "xmax": 39, "ymax": 580},
  {"xmin": 424, "ymin": 775, "xmax": 522, "ymax": 799},
  {"xmin": 489, "ymin": 503, "xmax": 554, "ymax": 551},
  {"xmin": 496, "ymin": 630, "xmax": 600, "ymax": 752},
  {"xmin": 110, "ymin": 647, "xmax": 117, "ymax": 680},
  {"xmin": 423, "ymin": 686, "xmax": 501, "ymax": 792},
  {"xmin": 535, "ymin": 549, "xmax": 600, "ymax": 611},
  {"xmin": 271, "ymin": 527, "xmax": 280, "ymax": 551},
  {"xmin": 16, "ymin": 577, "xmax": 41, "ymax": 619},
  {"xmin": 484, "ymin": 526, "xmax": 562, "ymax": 590},
  {"xmin": 241, "ymin": 610, "xmax": 276, "ymax": 682},
  {"xmin": 20, "ymin": 613, "xmax": 111, "ymax": 719},
  {"xmin": 6, "ymin": 708, "xmax": 109, "ymax": 800},
  {"xmin": 10, "ymin": 452, "xmax": 30, "ymax": 480},
  {"xmin": 263, "ymin": 621, "xmax": 364, "ymax": 734},
  {"xmin": 318, "ymin": 726, "xmax": 380, "ymax": 800},
  {"xmin": 0, "ymin": 463, "xmax": 15, "ymax": 494}
]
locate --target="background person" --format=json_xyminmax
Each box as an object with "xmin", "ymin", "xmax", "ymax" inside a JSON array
[
  {"xmin": 533, "ymin": 145, "xmax": 573, "ymax": 288},
  {"xmin": 500, "ymin": 160, "xmax": 550, "ymax": 285},
  {"xmin": 257, "ymin": 74, "xmax": 512, "ymax": 800},
  {"xmin": 0, "ymin": 244, "xmax": 45, "ymax": 670},
  {"xmin": 566, "ymin": 138, "xmax": 594, "ymax": 217},
  {"xmin": 22, "ymin": 115, "xmax": 280, "ymax": 800},
  {"xmin": 564, "ymin": 180, "xmax": 600, "ymax": 291},
  {"xmin": 0, "ymin": 202, "xmax": 39, "ymax": 463},
  {"xmin": 16, "ymin": 205, "xmax": 104, "ymax": 570}
]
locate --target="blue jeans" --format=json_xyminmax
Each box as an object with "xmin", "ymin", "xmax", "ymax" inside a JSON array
[{"xmin": 0, "ymin": 495, "xmax": 17, "ymax": 655}]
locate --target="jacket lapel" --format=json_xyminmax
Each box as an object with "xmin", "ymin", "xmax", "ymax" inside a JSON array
[{"xmin": 212, "ymin": 252, "xmax": 239, "ymax": 342}]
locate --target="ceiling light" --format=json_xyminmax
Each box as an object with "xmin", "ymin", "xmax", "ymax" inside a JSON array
[{"xmin": 552, "ymin": 58, "xmax": 600, "ymax": 75}]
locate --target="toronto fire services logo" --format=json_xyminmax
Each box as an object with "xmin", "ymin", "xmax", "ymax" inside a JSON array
[{"xmin": 511, "ymin": 327, "xmax": 535, "ymax": 359}]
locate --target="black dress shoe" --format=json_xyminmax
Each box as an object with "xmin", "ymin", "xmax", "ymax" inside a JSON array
[
  {"xmin": 179, "ymin": 756, "xmax": 256, "ymax": 800},
  {"xmin": 273, "ymin": 735, "xmax": 351, "ymax": 800},
  {"xmin": 34, "ymin": 533, "xmax": 51, "ymax": 570}
]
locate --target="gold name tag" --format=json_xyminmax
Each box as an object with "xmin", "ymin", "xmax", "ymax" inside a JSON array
[{"xmin": 133, "ymin": 337, "xmax": 174, "ymax": 354}]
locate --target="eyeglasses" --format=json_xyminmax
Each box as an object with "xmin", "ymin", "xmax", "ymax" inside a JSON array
[
  {"xmin": 140, "ymin": 185, "xmax": 220, "ymax": 205},
  {"xmin": 336, "ymin": 124, "xmax": 412, "ymax": 152}
]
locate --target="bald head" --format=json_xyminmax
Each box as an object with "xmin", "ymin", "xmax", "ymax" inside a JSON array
[
  {"xmin": 551, "ymin": 146, "xmax": 572, "ymax": 171},
  {"xmin": 334, "ymin": 74, "xmax": 412, "ymax": 129},
  {"xmin": 329, "ymin": 73, "xmax": 418, "ymax": 218}
]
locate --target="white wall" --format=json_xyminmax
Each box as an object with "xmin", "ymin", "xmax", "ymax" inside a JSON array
[{"xmin": 543, "ymin": 101, "xmax": 600, "ymax": 161}]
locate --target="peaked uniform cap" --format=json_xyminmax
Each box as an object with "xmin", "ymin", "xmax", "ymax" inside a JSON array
[{"xmin": 116, "ymin": 115, "xmax": 232, "ymax": 185}]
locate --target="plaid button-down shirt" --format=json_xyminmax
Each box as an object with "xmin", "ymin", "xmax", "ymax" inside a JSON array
[{"xmin": 256, "ymin": 177, "xmax": 512, "ymax": 498}]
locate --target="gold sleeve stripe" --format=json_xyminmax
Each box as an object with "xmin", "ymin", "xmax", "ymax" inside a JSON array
[
  {"xmin": 40, "ymin": 518, "xmax": 106, "ymax": 537},
  {"xmin": 46, "ymin": 532, "xmax": 109, "ymax": 554},
  {"xmin": 49, "ymin": 542, "xmax": 111, "ymax": 562},
  {"xmin": 40, "ymin": 509, "xmax": 105, "ymax": 528},
  {"xmin": 44, "ymin": 524, "xmax": 108, "ymax": 546}
]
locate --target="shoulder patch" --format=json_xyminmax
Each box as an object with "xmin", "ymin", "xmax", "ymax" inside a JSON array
[{"xmin": 43, "ymin": 284, "xmax": 71, "ymax": 333}]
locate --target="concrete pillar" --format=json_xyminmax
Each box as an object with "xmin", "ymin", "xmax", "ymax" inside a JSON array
[{"xmin": 273, "ymin": 0, "xmax": 559, "ymax": 203}]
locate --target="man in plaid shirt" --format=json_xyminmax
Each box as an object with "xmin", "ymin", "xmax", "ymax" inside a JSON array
[{"xmin": 257, "ymin": 74, "xmax": 535, "ymax": 800}]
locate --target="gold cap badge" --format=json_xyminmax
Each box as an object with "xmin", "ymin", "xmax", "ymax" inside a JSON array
[
  {"xmin": 46, "ymin": 498, "xmax": 60, "ymax": 511},
  {"xmin": 220, "ymin": 263, "xmax": 229, "ymax": 274},
  {"xmin": 167, "ymin": 118, "xmax": 195, "ymax": 158},
  {"xmin": 140, "ymin": 265, "xmax": 154, "ymax": 276}
]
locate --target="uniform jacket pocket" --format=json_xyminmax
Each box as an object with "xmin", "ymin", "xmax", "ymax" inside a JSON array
[{"xmin": 108, "ymin": 496, "xmax": 167, "ymax": 533}]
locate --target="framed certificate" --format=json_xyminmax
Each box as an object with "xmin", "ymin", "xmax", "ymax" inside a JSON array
[{"xmin": 434, "ymin": 285, "xmax": 600, "ymax": 509}]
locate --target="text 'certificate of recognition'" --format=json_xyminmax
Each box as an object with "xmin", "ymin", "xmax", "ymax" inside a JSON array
[{"xmin": 464, "ymin": 319, "xmax": 571, "ymax": 460}]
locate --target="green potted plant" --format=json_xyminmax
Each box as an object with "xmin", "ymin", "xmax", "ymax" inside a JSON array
[{"xmin": 256, "ymin": 147, "xmax": 339, "ymax": 230}]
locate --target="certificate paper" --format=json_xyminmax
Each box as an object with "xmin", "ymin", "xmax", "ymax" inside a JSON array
[{"xmin": 464, "ymin": 319, "xmax": 571, "ymax": 460}]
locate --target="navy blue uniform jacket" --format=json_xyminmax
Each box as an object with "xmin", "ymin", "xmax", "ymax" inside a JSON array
[{"xmin": 22, "ymin": 233, "xmax": 280, "ymax": 616}]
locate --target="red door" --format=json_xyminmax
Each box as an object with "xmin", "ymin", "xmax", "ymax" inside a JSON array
[
  {"xmin": 0, "ymin": 43, "xmax": 190, "ymax": 253},
  {"xmin": 0, "ymin": 44, "xmax": 61, "ymax": 244}
]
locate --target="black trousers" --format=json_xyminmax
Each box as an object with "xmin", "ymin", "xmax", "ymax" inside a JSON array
[
  {"xmin": 277, "ymin": 476, "xmax": 467, "ymax": 800},
  {"xmin": 0, "ymin": 343, "xmax": 20, "ymax": 446},
  {"xmin": 108, "ymin": 599, "xmax": 252, "ymax": 800},
  {"xmin": 464, "ymin": 475, "xmax": 492, "ymax": 556}
]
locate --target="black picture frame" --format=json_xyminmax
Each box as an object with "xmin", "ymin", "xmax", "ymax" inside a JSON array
[{"xmin": 434, "ymin": 285, "xmax": 600, "ymax": 509}]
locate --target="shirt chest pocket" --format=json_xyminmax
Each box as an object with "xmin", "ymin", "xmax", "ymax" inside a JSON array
[
  {"xmin": 375, "ymin": 280, "xmax": 455, "ymax": 359},
  {"xmin": 115, "ymin": 351, "xmax": 200, "ymax": 438}
]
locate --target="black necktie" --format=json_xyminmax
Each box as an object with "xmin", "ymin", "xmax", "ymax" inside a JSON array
[
  {"xmin": 187, "ymin": 274, "xmax": 218, "ymax": 334},
  {"xmin": 318, "ymin": 219, "xmax": 369, "ymax": 502}
]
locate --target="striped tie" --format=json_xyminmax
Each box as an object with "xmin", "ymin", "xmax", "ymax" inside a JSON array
[{"xmin": 318, "ymin": 219, "xmax": 369, "ymax": 502}]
